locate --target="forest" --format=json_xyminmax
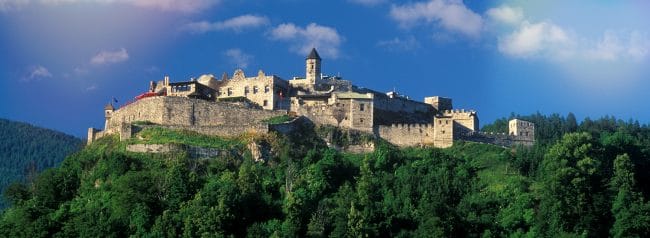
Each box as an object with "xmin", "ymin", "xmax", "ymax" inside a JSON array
[
  {"xmin": 1, "ymin": 113, "xmax": 650, "ymax": 237},
  {"xmin": 0, "ymin": 119, "xmax": 82, "ymax": 209}
]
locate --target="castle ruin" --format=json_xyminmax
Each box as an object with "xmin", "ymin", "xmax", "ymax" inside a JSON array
[{"xmin": 88, "ymin": 48, "xmax": 535, "ymax": 149}]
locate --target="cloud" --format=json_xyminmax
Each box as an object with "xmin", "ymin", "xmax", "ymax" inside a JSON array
[
  {"xmin": 498, "ymin": 21, "xmax": 573, "ymax": 59},
  {"xmin": 389, "ymin": 0, "xmax": 483, "ymax": 38},
  {"xmin": 0, "ymin": 0, "xmax": 28, "ymax": 12},
  {"xmin": 486, "ymin": 5, "xmax": 523, "ymax": 25},
  {"xmin": 184, "ymin": 14, "xmax": 269, "ymax": 33},
  {"xmin": 90, "ymin": 48, "xmax": 129, "ymax": 65},
  {"xmin": 21, "ymin": 65, "xmax": 52, "ymax": 82},
  {"xmin": 269, "ymin": 23, "xmax": 343, "ymax": 58},
  {"xmin": 2, "ymin": 0, "xmax": 218, "ymax": 13},
  {"xmin": 377, "ymin": 36, "xmax": 421, "ymax": 51},
  {"xmin": 349, "ymin": 0, "xmax": 385, "ymax": 7},
  {"xmin": 586, "ymin": 31, "xmax": 650, "ymax": 61},
  {"xmin": 493, "ymin": 5, "xmax": 650, "ymax": 63},
  {"xmin": 224, "ymin": 48, "xmax": 252, "ymax": 69}
]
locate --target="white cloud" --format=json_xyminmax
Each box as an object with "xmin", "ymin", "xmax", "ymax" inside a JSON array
[
  {"xmin": 349, "ymin": 0, "xmax": 385, "ymax": 7},
  {"xmin": 377, "ymin": 36, "xmax": 421, "ymax": 51},
  {"xmin": 269, "ymin": 23, "xmax": 343, "ymax": 58},
  {"xmin": 184, "ymin": 14, "xmax": 269, "ymax": 33},
  {"xmin": 486, "ymin": 5, "xmax": 523, "ymax": 25},
  {"xmin": 498, "ymin": 21, "xmax": 572, "ymax": 59},
  {"xmin": 21, "ymin": 65, "xmax": 52, "ymax": 82},
  {"xmin": 493, "ymin": 5, "xmax": 650, "ymax": 63},
  {"xmin": 0, "ymin": 0, "xmax": 28, "ymax": 12},
  {"xmin": 389, "ymin": 0, "xmax": 483, "ymax": 38},
  {"xmin": 2, "ymin": 0, "xmax": 218, "ymax": 13},
  {"xmin": 90, "ymin": 48, "xmax": 129, "ymax": 65},
  {"xmin": 224, "ymin": 48, "xmax": 252, "ymax": 69},
  {"xmin": 586, "ymin": 31, "xmax": 650, "ymax": 61}
]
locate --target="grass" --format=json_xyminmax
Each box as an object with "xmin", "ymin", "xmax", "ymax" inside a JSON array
[
  {"xmin": 131, "ymin": 127, "xmax": 244, "ymax": 150},
  {"xmin": 262, "ymin": 115, "xmax": 293, "ymax": 124}
]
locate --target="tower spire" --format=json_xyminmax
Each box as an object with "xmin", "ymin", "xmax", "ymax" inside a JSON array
[{"xmin": 305, "ymin": 48, "xmax": 322, "ymax": 84}]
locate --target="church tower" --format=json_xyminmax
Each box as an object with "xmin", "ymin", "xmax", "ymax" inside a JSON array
[{"xmin": 306, "ymin": 48, "xmax": 321, "ymax": 84}]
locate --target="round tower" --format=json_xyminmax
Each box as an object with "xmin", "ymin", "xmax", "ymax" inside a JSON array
[
  {"xmin": 306, "ymin": 48, "xmax": 321, "ymax": 84},
  {"xmin": 104, "ymin": 103, "xmax": 114, "ymax": 130}
]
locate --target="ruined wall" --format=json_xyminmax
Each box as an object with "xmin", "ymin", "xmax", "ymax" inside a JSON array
[
  {"xmin": 376, "ymin": 124, "xmax": 436, "ymax": 147},
  {"xmin": 290, "ymin": 95, "xmax": 373, "ymax": 132},
  {"xmin": 509, "ymin": 119, "xmax": 535, "ymax": 141},
  {"xmin": 214, "ymin": 70, "xmax": 288, "ymax": 110}
]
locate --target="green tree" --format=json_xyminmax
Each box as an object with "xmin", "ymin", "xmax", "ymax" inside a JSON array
[{"xmin": 610, "ymin": 154, "xmax": 650, "ymax": 237}]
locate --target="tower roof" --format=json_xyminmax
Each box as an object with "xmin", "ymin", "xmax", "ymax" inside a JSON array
[
  {"xmin": 104, "ymin": 103, "xmax": 114, "ymax": 110},
  {"xmin": 306, "ymin": 48, "xmax": 321, "ymax": 60}
]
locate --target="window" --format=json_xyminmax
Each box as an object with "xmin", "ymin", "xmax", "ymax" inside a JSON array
[
  {"xmin": 264, "ymin": 85, "xmax": 270, "ymax": 93},
  {"xmin": 263, "ymin": 100, "xmax": 268, "ymax": 106},
  {"xmin": 253, "ymin": 86, "xmax": 259, "ymax": 94},
  {"xmin": 360, "ymin": 118, "xmax": 364, "ymax": 123},
  {"xmin": 359, "ymin": 103, "xmax": 365, "ymax": 111},
  {"xmin": 227, "ymin": 88, "xmax": 232, "ymax": 96},
  {"xmin": 445, "ymin": 120, "xmax": 448, "ymax": 125},
  {"xmin": 244, "ymin": 86, "xmax": 249, "ymax": 95}
]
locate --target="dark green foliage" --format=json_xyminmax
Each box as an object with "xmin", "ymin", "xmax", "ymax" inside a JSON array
[
  {"xmin": 2, "ymin": 115, "xmax": 650, "ymax": 237},
  {"xmin": 0, "ymin": 118, "xmax": 82, "ymax": 209}
]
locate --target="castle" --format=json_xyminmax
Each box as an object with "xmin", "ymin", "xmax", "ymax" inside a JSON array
[{"xmin": 88, "ymin": 48, "xmax": 535, "ymax": 149}]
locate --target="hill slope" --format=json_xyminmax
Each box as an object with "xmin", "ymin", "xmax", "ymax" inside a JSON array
[
  {"xmin": 1, "ymin": 116, "xmax": 650, "ymax": 237},
  {"xmin": 0, "ymin": 118, "xmax": 83, "ymax": 209}
]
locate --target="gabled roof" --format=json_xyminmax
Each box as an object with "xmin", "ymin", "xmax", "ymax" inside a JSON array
[{"xmin": 306, "ymin": 48, "xmax": 321, "ymax": 60}]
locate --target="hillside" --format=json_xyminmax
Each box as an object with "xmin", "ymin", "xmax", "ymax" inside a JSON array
[
  {"xmin": 0, "ymin": 119, "xmax": 83, "ymax": 209},
  {"xmin": 1, "ymin": 115, "xmax": 650, "ymax": 237}
]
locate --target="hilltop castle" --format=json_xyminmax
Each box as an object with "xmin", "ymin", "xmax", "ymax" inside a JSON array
[{"xmin": 88, "ymin": 48, "xmax": 535, "ymax": 149}]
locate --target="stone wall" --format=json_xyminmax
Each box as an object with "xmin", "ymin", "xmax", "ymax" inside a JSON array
[
  {"xmin": 440, "ymin": 109, "xmax": 479, "ymax": 138},
  {"xmin": 376, "ymin": 123, "xmax": 436, "ymax": 147},
  {"xmin": 509, "ymin": 119, "xmax": 535, "ymax": 142},
  {"xmin": 214, "ymin": 70, "xmax": 289, "ymax": 110},
  {"xmin": 433, "ymin": 117, "xmax": 454, "ymax": 148},
  {"xmin": 372, "ymin": 92, "xmax": 433, "ymax": 115},
  {"xmin": 127, "ymin": 144, "xmax": 225, "ymax": 159},
  {"xmin": 107, "ymin": 96, "xmax": 285, "ymax": 130}
]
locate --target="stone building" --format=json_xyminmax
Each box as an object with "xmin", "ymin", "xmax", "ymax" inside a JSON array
[{"xmin": 88, "ymin": 48, "xmax": 535, "ymax": 148}]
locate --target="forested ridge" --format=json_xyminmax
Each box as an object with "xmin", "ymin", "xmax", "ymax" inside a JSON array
[
  {"xmin": 0, "ymin": 118, "xmax": 83, "ymax": 209},
  {"xmin": 1, "ymin": 113, "xmax": 650, "ymax": 237}
]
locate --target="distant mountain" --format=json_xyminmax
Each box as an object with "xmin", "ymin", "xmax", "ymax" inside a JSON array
[{"xmin": 0, "ymin": 118, "xmax": 83, "ymax": 209}]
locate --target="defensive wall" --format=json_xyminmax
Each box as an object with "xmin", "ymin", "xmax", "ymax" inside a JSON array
[{"xmin": 89, "ymin": 96, "xmax": 285, "ymax": 144}]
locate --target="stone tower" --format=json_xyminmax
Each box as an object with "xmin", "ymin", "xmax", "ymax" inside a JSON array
[
  {"xmin": 509, "ymin": 119, "xmax": 535, "ymax": 141},
  {"xmin": 306, "ymin": 48, "xmax": 321, "ymax": 84},
  {"xmin": 104, "ymin": 103, "xmax": 114, "ymax": 130}
]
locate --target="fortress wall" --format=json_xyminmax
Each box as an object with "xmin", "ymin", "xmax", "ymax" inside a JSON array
[
  {"xmin": 377, "ymin": 124, "xmax": 436, "ymax": 147},
  {"xmin": 135, "ymin": 124, "xmax": 269, "ymax": 138},
  {"xmin": 373, "ymin": 93, "xmax": 433, "ymax": 114},
  {"xmin": 107, "ymin": 97, "xmax": 167, "ymax": 131},
  {"xmin": 106, "ymin": 97, "xmax": 285, "ymax": 134},
  {"xmin": 291, "ymin": 97, "xmax": 373, "ymax": 132},
  {"xmin": 433, "ymin": 117, "xmax": 454, "ymax": 148}
]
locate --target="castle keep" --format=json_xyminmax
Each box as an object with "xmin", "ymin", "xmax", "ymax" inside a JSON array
[{"xmin": 88, "ymin": 48, "xmax": 535, "ymax": 148}]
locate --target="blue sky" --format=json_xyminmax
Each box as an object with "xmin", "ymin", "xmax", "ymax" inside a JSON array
[{"xmin": 1, "ymin": 0, "xmax": 649, "ymax": 137}]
